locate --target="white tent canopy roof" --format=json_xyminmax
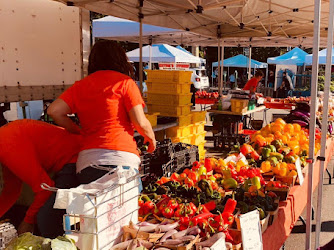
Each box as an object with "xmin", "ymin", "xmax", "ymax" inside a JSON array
[
  {"xmin": 126, "ymin": 44, "xmax": 203, "ymax": 63},
  {"xmin": 54, "ymin": 0, "xmax": 330, "ymax": 41},
  {"xmin": 92, "ymin": 15, "xmax": 327, "ymax": 47}
]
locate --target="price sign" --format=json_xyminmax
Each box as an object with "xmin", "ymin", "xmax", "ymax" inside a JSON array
[
  {"xmin": 240, "ymin": 210, "xmax": 263, "ymax": 250},
  {"xmin": 210, "ymin": 236, "xmax": 226, "ymax": 250},
  {"xmin": 295, "ymin": 157, "xmax": 304, "ymax": 185}
]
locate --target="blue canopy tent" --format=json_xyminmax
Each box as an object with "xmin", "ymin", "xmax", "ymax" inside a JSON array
[
  {"xmin": 267, "ymin": 47, "xmax": 308, "ymax": 66},
  {"xmin": 212, "ymin": 54, "xmax": 268, "ymax": 87},
  {"xmin": 305, "ymin": 48, "xmax": 334, "ymax": 65}
]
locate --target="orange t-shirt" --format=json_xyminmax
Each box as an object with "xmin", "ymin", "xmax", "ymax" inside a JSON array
[
  {"xmin": 59, "ymin": 70, "xmax": 144, "ymax": 156},
  {"xmin": 243, "ymin": 77, "xmax": 259, "ymax": 91},
  {"xmin": 0, "ymin": 119, "xmax": 82, "ymax": 223}
]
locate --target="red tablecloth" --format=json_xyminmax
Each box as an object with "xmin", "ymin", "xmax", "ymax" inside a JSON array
[
  {"xmin": 264, "ymin": 101, "xmax": 295, "ymax": 109},
  {"xmin": 195, "ymin": 98, "xmax": 218, "ymax": 105},
  {"xmin": 262, "ymin": 138, "xmax": 334, "ymax": 250}
]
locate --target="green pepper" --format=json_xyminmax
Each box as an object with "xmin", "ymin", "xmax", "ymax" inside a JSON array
[
  {"xmin": 269, "ymin": 156, "xmax": 278, "ymax": 166},
  {"xmin": 238, "ymin": 201, "xmax": 249, "ymax": 214},
  {"xmin": 251, "ymin": 176, "xmax": 262, "ymax": 190},
  {"xmin": 285, "ymin": 155, "xmax": 296, "ymax": 163},
  {"xmin": 269, "ymin": 145, "xmax": 276, "ymax": 153},
  {"xmin": 257, "ymin": 207, "xmax": 266, "ymax": 220},
  {"xmin": 278, "ymin": 147, "xmax": 291, "ymax": 156},
  {"xmin": 211, "ymin": 190, "xmax": 221, "ymax": 200},
  {"xmin": 197, "ymin": 192, "xmax": 208, "ymax": 205},
  {"xmin": 300, "ymin": 150, "xmax": 308, "ymax": 157},
  {"xmin": 243, "ymin": 179, "xmax": 252, "ymax": 192},
  {"xmin": 144, "ymin": 183, "xmax": 158, "ymax": 193},
  {"xmin": 197, "ymin": 179, "xmax": 213, "ymax": 197},
  {"xmin": 269, "ymin": 152, "xmax": 284, "ymax": 161},
  {"xmin": 272, "ymin": 139, "xmax": 284, "ymax": 150},
  {"xmin": 262, "ymin": 148, "xmax": 271, "ymax": 159}
]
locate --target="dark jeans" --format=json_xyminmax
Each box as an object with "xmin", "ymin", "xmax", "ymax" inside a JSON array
[{"xmin": 37, "ymin": 164, "xmax": 79, "ymax": 238}]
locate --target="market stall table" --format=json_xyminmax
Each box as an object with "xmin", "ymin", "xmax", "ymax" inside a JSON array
[
  {"xmin": 262, "ymin": 138, "xmax": 334, "ymax": 250},
  {"xmin": 209, "ymin": 105, "xmax": 268, "ymax": 132},
  {"xmin": 134, "ymin": 122, "xmax": 178, "ymax": 137},
  {"xmin": 195, "ymin": 98, "xmax": 218, "ymax": 111}
]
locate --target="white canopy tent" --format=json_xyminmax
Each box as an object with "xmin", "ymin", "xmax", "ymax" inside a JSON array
[
  {"xmin": 126, "ymin": 44, "xmax": 203, "ymax": 63},
  {"xmin": 50, "ymin": 1, "xmax": 334, "ymax": 248}
]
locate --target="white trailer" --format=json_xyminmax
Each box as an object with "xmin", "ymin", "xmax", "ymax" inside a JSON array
[{"xmin": 0, "ymin": 0, "xmax": 90, "ymax": 120}]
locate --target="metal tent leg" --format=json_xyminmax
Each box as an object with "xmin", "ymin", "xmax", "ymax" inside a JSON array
[{"xmin": 326, "ymin": 168, "xmax": 332, "ymax": 184}]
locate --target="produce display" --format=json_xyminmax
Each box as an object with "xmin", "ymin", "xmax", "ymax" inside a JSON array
[
  {"xmin": 116, "ymin": 118, "xmax": 321, "ymax": 250},
  {"xmin": 5, "ymin": 233, "xmax": 77, "ymax": 250},
  {"xmin": 195, "ymin": 90, "xmax": 219, "ymax": 99}
]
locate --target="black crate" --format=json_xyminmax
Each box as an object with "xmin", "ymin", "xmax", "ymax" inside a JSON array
[
  {"xmin": 172, "ymin": 143, "xmax": 199, "ymax": 173},
  {"xmin": 162, "ymin": 160, "xmax": 174, "ymax": 177},
  {"xmin": 214, "ymin": 133, "xmax": 250, "ymax": 151},
  {"xmin": 155, "ymin": 139, "xmax": 174, "ymax": 160},
  {"xmin": 139, "ymin": 152, "xmax": 152, "ymax": 175}
]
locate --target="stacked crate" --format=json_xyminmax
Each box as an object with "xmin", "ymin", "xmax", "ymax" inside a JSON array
[
  {"xmin": 146, "ymin": 70, "xmax": 207, "ymax": 160},
  {"xmin": 146, "ymin": 70, "xmax": 193, "ymax": 143},
  {"xmin": 190, "ymin": 111, "xmax": 207, "ymax": 160}
]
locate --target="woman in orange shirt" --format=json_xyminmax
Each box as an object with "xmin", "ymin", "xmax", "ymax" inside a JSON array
[
  {"xmin": 0, "ymin": 119, "xmax": 81, "ymax": 235},
  {"xmin": 48, "ymin": 41, "xmax": 156, "ymax": 184}
]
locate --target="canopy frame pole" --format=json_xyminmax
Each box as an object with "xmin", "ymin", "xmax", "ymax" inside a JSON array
[
  {"xmin": 220, "ymin": 40, "xmax": 224, "ymax": 94},
  {"xmin": 217, "ymin": 39, "xmax": 221, "ymax": 92},
  {"xmin": 149, "ymin": 36, "xmax": 152, "ymax": 70},
  {"xmin": 306, "ymin": 0, "xmax": 321, "ymax": 248},
  {"xmin": 265, "ymin": 66, "xmax": 268, "ymax": 88},
  {"xmin": 217, "ymin": 25, "xmax": 222, "ymax": 95},
  {"xmin": 139, "ymin": 0, "xmax": 144, "ymax": 93},
  {"xmin": 248, "ymin": 46, "xmax": 252, "ymax": 80},
  {"xmin": 315, "ymin": 0, "xmax": 334, "ymax": 247}
]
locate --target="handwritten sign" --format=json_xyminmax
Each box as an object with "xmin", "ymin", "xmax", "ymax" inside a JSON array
[
  {"xmin": 295, "ymin": 157, "xmax": 304, "ymax": 185},
  {"xmin": 240, "ymin": 210, "xmax": 263, "ymax": 250},
  {"xmin": 210, "ymin": 236, "xmax": 226, "ymax": 250}
]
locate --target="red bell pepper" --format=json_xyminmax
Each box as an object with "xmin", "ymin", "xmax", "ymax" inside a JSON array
[
  {"xmin": 179, "ymin": 216, "xmax": 190, "ymax": 227},
  {"xmin": 143, "ymin": 201, "xmax": 155, "ymax": 215},
  {"xmin": 189, "ymin": 202, "xmax": 197, "ymax": 213},
  {"xmin": 240, "ymin": 144, "xmax": 253, "ymax": 156},
  {"xmin": 192, "ymin": 161, "xmax": 201, "ymax": 170},
  {"xmin": 203, "ymin": 201, "xmax": 216, "ymax": 212},
  {"xmin": 204, "ymin": 158, "xmax": 214, "ymax": 172},
  {"xmin": 223, "ymin": 199, "xmax": 237, "ymax": 214},
  {"xmin": 167, "ymin": 199, "xmax": 179, "ymax": 210},
  {"xmin": 187, "ymin": 171, "xmax": 198, "ymax": 182},
  {"xmin": 162, "ymin": 207, "xmax": 174, "ymax": 219}
]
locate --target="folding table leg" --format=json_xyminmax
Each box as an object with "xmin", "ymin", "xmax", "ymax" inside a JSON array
[
  {"xmin": 299, "ymin": 216, "xmax": 307, "ymax": 227},
  {"xmin": 326, "ymin": 168, "xmax": 332, "ymax": 184}
]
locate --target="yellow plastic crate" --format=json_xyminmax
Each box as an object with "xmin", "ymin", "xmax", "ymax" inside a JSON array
[
  {"xmin": 147, "ymin": 104, "xmax": 191, "ymax": 117},
  {"xmin": 198, "ymin": 141, "xmax": 206, "ymax": 152},
  {"xmin": 166, "ymin": 125, "xmax": 191, "ymax": 138},
  {"xmin": 190, "ymin": 122, "xmax": 205, "ymax": 134},
  {"xmin": 191, "ymin": 131, "xmax": 207, "ymax": 145},
  {"xmin": 146, "ymin": 70, "xmax": 192, "ymax": 83},
  {"xmin": 171, "ymin": 135, "xmax": 192, "ymax": 144},
  {"xmin": 145, "ymin": 112, "xmax": 160, "ymax": 127},
  {"xmin": 230, "ymin": 99, "xmax": 249, "ymax": 113},
  {"xmin": 191, "ymin": 111, "xmax": 207, "ymax": 123},
  {"xmin": 147, "ymin": 93, "xmax": 192, "ymax": 106},
  {"xmin": 178, "ymin": 114, "xmax": 192, "ymax": 126},
  {"xmin": 199, "ymin": 149, "xmax": 206, "ymax": 160},
  {"xmin": 146, "ymin": 81, "xmax": 191, "ymax": 94}
]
